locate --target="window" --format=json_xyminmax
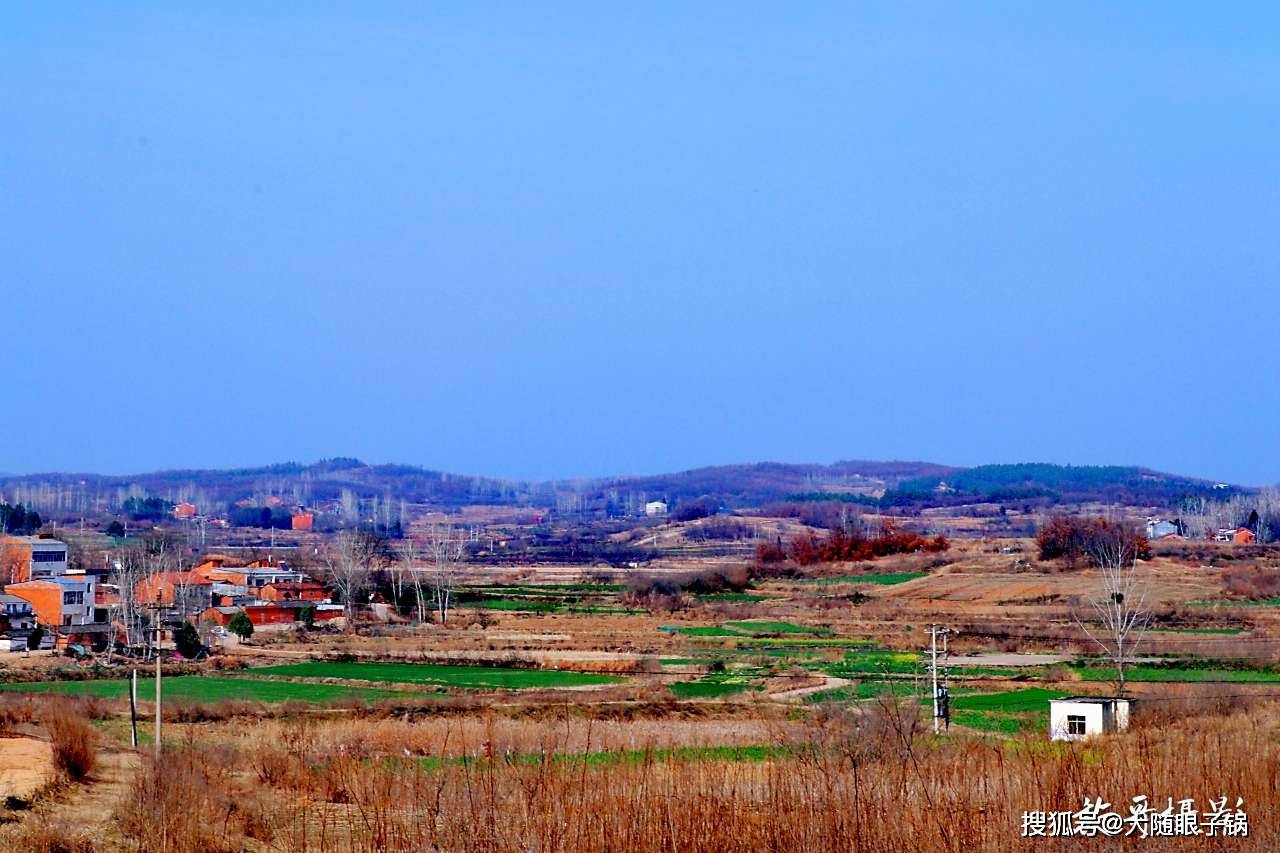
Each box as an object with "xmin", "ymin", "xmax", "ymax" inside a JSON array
[
  {"xmin": 32, "ymin": 550, "xmax": 67, "ymax": 563},
  {"xmin": 1067, "ymin": 715, "xmax": 1087, "ymax": 736},
  {"xmin": 63, "ymin": 591, "xmax": 84, "ymax": 606}
]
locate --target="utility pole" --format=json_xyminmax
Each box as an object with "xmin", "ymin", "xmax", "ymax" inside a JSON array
[
  {"xmin": 928, "ymin": 625, "xmax": 951, "ymax": 734},
  {"xmin": 129, "ymin": 668, "xmax": 138, "ymax": 749},
  {"xmin": 154, "ymin": 624, "xmax": 162, "ymax": 757},
  {"xmin": 148, "ymin": 593, "xmax": 163, "ymax": 758}
]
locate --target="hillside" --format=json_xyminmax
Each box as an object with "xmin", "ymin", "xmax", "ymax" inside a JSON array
[{"xmin": 0, "ymin": 458, "xmax": 1241, "ymax": 521}]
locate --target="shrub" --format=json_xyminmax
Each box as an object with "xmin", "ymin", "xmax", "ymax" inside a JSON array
[
  {"xmin": 672, "ymin": 498, "xmax": 716, "ymax": 522},
  {"xmin": 788, "ymin": 522, "xmax": 948, "ymax": 565},
  {"xmin": 755, "ymin": 537, "xmax": 787, "ymax": 565},
  {"xmin": 174, "ymin": 622, "xmax": 203, "ymax": 659},
  {"xmin": 46, "ymin": 707, "xmax": 96, "ymax": 782},
  {"xmin": 1036, "ymin": 515, "xmax": 1151, "ymax": 565},
  {"xmin": 228, "ymin": 610, "xmax": 254, "ymax": 641},
  {"xmin": 4, "ymin": 816, "xmax": 96, "ymax": 853},
  {"xmin": 116, "ymin": 749, "xmax": 242, "ymax": 852},
  {"xmin": 1224, "ymin": 568, "xmax": 1280, "ymax": 600}
]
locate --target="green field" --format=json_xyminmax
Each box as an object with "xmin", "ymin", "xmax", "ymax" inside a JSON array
[
  {"xmin": 466, "ymin": 598, "xmax": 561, "ymax": 612},
  {"xmin": 671, "ymin": 626, "xmax": 747, "ymax": 637},
  {"xmin": 0, "ymin": 676, "xmax": 408, "ymax": 704},
  {"xmin": 1072, "ymin": 665, "xmax": 1280, "ymax": 683},
  {"xmin": 671, "ymin": 621, "xmax": 834, "ymax": 639},
  {"xmin": 802, "ymin": 679, "xmax": 917, "ymax": 704},
  {"xmin": 668, "ymin": 678, "xmax": 759, "ymax": 699},
  {"xmin": 459, "ymin": 583, "xmax": 625, "ymax": 595},
  {"xmin": 949, "ymin": 688, "xmax": 1068, "ymax": 713},
  {"xmin": 944, "ymin": 688, "xmax": 1067, "ymax": 734},
  {"xmin": 722, "ymin": 621, "xmax": 831, "ymax": 636},
  {"xmin": 247, "ymin": 661, "xmax": 623, "ymax": 689},
  {"xmin": 824, "ymin": 649, "xmax": 921, "ymax": 675},
  {"xmin": 1149, "ymin": 627, "xmax": 1246, "ymax": 635},
  {"xmin": 740, "ymin": 637, "xmax": 876, "ymax": 649}
]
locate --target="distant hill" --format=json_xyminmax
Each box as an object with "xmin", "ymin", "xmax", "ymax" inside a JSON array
[
  {"xmin": 0, "ymin": 458, "xmax": 1241, "ymax": 519},
  {"xmin": 881, "ymin": 463, "xmax": 1236, "ymax": 508}
]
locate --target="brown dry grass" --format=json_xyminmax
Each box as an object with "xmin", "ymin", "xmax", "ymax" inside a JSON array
[
  {"xmin": 46, "ymin": 708, "xmax": 97, "ymax": 783},
  {"xmin": 105, "ymin": 696, "xmax": 1280, "ymax": 852}
]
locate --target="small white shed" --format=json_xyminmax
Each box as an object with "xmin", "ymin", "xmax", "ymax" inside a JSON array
[
  {"xmin": 644, "ymin": 501, "xmax": 668, "ymax": 517},
  {"xmin": 1049, "ymin": 697, "xmax": 1131, "ymax": 741}
]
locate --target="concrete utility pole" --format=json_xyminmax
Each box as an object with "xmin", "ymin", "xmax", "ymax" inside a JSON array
[
  {"xmin": 928, "ymin": 625, "xmax": 951, "ymax": 734},
  {"xmin": 129, "ymin": 669, "xmax": 138, "ymax": 749},
  {"xmin": 148, "ymin": 593, "xmax": 163, "ymax": 758},
  {"xmin": 154, "ymin": 626, "xmax": 162, "ymax": 757}
]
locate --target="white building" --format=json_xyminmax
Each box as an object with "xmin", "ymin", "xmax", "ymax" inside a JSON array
[
  {"xmin": 1049, "ymin": 696, "xmax": 1131, "ymax": 741},
  {"xmin": 1145, "ymin": 518, "xmax": 1181, "ymax": 540},
  {"xmin": 644, "ymin": 500, "xmax": 668, "ymax": 517},
  {"xmin": 0, "ymin": 535, "xmax": 69, "ymax": 581}
]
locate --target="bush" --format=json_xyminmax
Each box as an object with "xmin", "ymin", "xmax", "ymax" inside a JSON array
[
  {"xmin": 116, "ymin": 749, "xmax": 243, "ymax": 852},
  {"xmin": 46, "ymin": 707, "xmax": 96, "ymax": 782},
  {"xmin": 755, "ymin": 538, "xmax": 787, "ymax": 565},
  {"xmin": 228, "ymin": 610, "xmax": 254, "ymax": 641},
  {"xmin": 1036, "ymin": 515, "xmax": 1151, "ymax": 565},
  {"xmin": 1224, "ymin": 568, "xmax": 1280, "ymax": 600},
  {"xmin": 672, "ymin": 498, "xmax": 717, "ymax": 522},
  {"xmin": 174, "ymin": 622, "xmax": 203, "ymax": 659},
  {"xmin": 788, "ymin": 522, "xmax": 948, "ymax": 565}
]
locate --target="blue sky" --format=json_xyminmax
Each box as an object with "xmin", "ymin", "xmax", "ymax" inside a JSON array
[{"xmin": 2, "ymin": 4, "xmax": 1277, "ymax": 483}]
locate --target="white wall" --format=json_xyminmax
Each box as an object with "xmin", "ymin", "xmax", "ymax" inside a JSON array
[
  {"xmin": 1049, "ymin": 700, "xmax": 1131, "ymax": 740},
  {"xmin": 1050, "ymin": 702, "xmax": 1104, "ymax": 741}
]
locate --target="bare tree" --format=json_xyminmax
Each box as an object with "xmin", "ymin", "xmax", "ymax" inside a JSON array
[
  {"xmin": 424, "ymin": 524, "xmax": 466, "ymax": 625},
  {"xmin": 1076, "ymin": 528, "xmax": 1150, "ymax": 696},
  {"xmin": 1256, "ymin": 487, "xmax": 1280, "ymax": 545},
  {"xmin": 110, "ymin": 530, "xmax": 184, "ymax": 661},
  {"xmin": 388, "ymin": 539, "xmax": 412, "ymax": 616},
  {"xmin": 321, "ymin": 530, "xmax": 389, "ymax": 631}
]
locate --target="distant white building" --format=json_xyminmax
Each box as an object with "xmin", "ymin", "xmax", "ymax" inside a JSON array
[
  {"xmin": 1049, "ymin": 696, "xmax": 1131, "ymax": 741},
  {"xmin": 644, "ymin": 500, "xmax": 668, "ymax": 517},
  {"xmin": 1145, "ymin": 518, "xmax": 1181, "ymax": 540}
]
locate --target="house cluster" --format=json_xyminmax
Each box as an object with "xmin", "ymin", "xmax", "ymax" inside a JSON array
[
  {"xmin": 0, "ymin": 535, "xmax": 344, "ymax": 654},
  {"xmin": 0, "ymin": 535, "xmax": 103, "ymax": 651},
  {"xmin": 171, "ymin": 499, "xmax": 315, "ymax": 531},
  {"xmin": 1145, "ymin": 517, "xmax": 1256, "ymax": 545},
  {"xmin": 136, "ymin": 553, "xmax": 343, "ymax": 631}
]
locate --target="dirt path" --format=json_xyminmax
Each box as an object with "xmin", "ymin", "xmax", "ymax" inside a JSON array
[
  {"xmin": 768, "ymin": 676, "xmax": 851, "ymax": 702},
  {"xmin": 0, "ymin": 742, "xmax": 140, "ymax": 850},
  {"xmin": 56, "ymin": 747, "xmax": 140, "ymax": 840}
]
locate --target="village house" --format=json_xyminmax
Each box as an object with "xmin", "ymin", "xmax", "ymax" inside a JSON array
[
  {"xmin": 202, "ymin": 601, "xmax": 343, "ymax": 629},
  {"xmin": 0, "ymin": 535, "xmax": 70, "ymax": 583},
  {"xmin": 1145, "ymin": 518, "xmax": 1182, "ymax": 540},
  {"xmin": 259, "ymin": 581, "xmax": 327, "ymax": 603},
  {"xmin": 172, "ymin": 501, "xmax": 198, "ymax": 519},
  {"xmin": 192, "ymin": 554, "xmax": 234, "ymax": 576},
  {"xmin": 133, "ymin": 571, "xmax": 215, "ymax": 615},
  {"xmin": 1049, "ymin": 696, "xmax": 1131, "ymax": 741},
  {"xmin": 6, "ymin": 575, "xmax": 98, "ymax": 628},
  {"xmin": 644, "ymin": 500, "xmax": 668, "ymax": 517},
  {"xmin": 0, "ymin": 594, "xmax": 35, "ymax": 632},
  {"xmin": 1213, "ymin": 527, "xmax": 1256, "ymax": 545}
]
